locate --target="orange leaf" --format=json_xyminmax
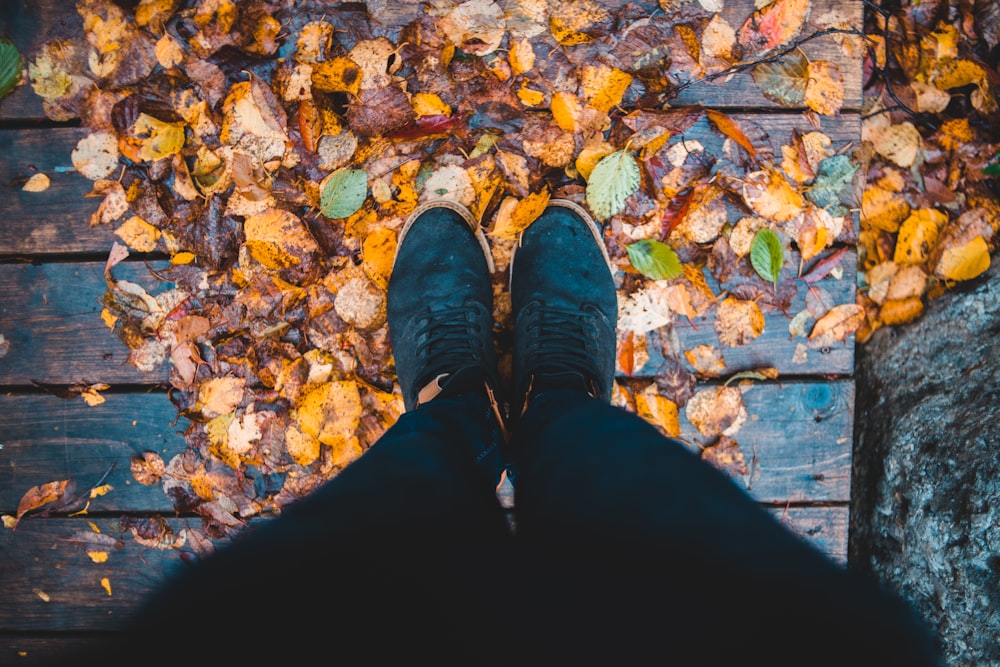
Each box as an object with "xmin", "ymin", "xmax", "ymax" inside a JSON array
[
  {"xmin": 15, "ymin": 480, "xmax": 74, "ymax": 523},
  {"xmin": 808, "ymin": 303, "xmax": 864, "ymax": 348},
  {"xmin": 706, "ymin": 110, "xmax": 755, "ymax": 158},
  {"xmin": 617, "ymin": 330, "xmax": 635, "ymax": 377}
]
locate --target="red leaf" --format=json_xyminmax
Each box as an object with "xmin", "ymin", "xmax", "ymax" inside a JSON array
[
  {"xmin": 386, "ymin": 113, "xmax": 466, "ymax": 140},
  {"xmin": 799, "ymin": 246, "xmax": 850, "ymax": 284},
  {"xmin": 659, "ymin": 188, "xmax": 695, "ymax": 241}
]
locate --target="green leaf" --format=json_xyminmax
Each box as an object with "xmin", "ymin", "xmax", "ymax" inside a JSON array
[
  {"xmin": 319, "ymin": 169, "xmax": 368, "ymax": 219},
  {"xmin": 586, "ymin": 149, "xmax": 640, "ymax": 221},
  {"xmin": 985, "ymin": 156, "xmax": 1000, "ymax": 176},
  {"xmin": 749, "ymin": 228, "xmax": 784, "ymax": 288},
  {"xmin": 626, "ymin": 239, "xmax": 682, "ymax": 281},
  {"xmin": 0, "ymin": 38, "xmax": 23, "ymax": 100},
  {"xmin": 806, "ymin": 154, "xmax": 857, "ymax": 213},
  {"xmin": 750, "ymin": 51, "xmax": 808, "ymax": 108}
]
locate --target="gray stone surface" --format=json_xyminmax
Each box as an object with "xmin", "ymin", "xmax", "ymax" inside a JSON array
[{"xmin": 852, "ymin": 260, "xmax": 1000, "ymax": 667}]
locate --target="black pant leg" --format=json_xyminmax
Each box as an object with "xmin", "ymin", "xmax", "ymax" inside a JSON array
[{"xmin": 506, "ymin": 390, "xmax": 942, "ymax": 666}]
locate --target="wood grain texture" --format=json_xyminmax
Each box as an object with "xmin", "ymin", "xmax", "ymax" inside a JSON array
[
  {"xmin": 768, "ymin": 504, "xmax": 848, "ymax": 564},
  {"xmin": 0, "ymin": 127, "xmax": 105, "ymax": 256},
  {"xmin": 0, "ymin": 517, "xmax": 193, "ymax": 633},
  {"xmin": 0, "ymin": 505, "xmax": 848, "ymax": 633},
  {"xmin": 678, "ymin": 379, "xmax": 854, "ymax": 503},
  {"xmin": 0, "ymin": 392, "xmax": 187, "ymax": 512},
  {"xmin": 0, "ymin": 261, "xmax": 171, "ymax": 385}
]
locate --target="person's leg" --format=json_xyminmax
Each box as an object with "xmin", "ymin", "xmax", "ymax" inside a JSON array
[
  {"xmin": 93, "ymin": 201, "xmax": 513, "ymax": 665},
  {"xmin": 503, "ymin": 201, "xmax": 942, "ymax": 665}
]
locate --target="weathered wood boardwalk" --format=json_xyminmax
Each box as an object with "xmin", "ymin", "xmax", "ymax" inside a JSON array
[{"xmin": 0, "ymin": 0, "xmax": 864, "ymax": 662}]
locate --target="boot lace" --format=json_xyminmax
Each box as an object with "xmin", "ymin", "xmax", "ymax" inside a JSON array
[
  {"xmin": 412, "ymin": 301, "xmax": 492, "ymax": 385},
  {"xmin": 518, "ymin": 300, "xmax": 602, "ymax": 383}
]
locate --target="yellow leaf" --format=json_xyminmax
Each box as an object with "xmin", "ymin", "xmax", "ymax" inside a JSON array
[
  {"xmin": 197, "ymin": 376, "xmax": 246, "ymax": 418},
  {"xmin": 100, "ymin": 577, "xmax": 112, "ymax": 596},
  {"xmin": 714, "ymin": 297, "xmax": 765, "ymax": 347},
  {"xmin": 549, "ymin": 0, "xmax": 608, "ymax": 45},
  {"xmin": 581, "ymin": 64, "xmax": 632, "ymax": 113},
  {"xmin": 933, "ymin": 59, "xmax": 987, "ymax": 91},
  {"xmin": 88, "ymin": 551, "xmax": 109, "ymax": 564},
  {"xmin": 551, "ymin": 91, "xmax": 582, "ymax": 132},
  {"xmin": 490, "ymin": 189, "xmax": 550, "ymax": 240},
  {"xmin": 861, "ymin": 183, "xmax": 910, "ymax": 233},
  {"xmin": 171, "ymin": 251, "xmax": 196, "ymax": 265},
  {"xmin": 934, "ymin": 235, "xmax": 991, "ymax": 281},
  {"xmin": 878, "ymin": 296, "xmax": 924, "ymax": 326},
  {"xmin": 114, "ymin": 216, "xmax": 161, "ymax": 253},
  {"xmin": 741, "ymin": 168, "xmax": 804, "ymax": 223},
  {"xmin": 517, "ymin": 84, "xmax": 545, "ymax": 107},
  {"xmin": 635, "ymin": 384, "xmax": 680, "ymax": 437},
  {"xmin": 411, "ymin": 92, "xmax": 451, "ymax": 118},
  {"xmin": 804, "ymin": 60, "xmax": 844, "ymax": 115},
  {"xmin": 808, "ymin": 303, "xmax": 864, "ymax": 348},
  {"xmin": 893, "ymin": 209, "xmax": 944, "ymax": 265},
  {"xmin": 294, "ymin": 380, "xmax": 363, "ymax": 448},
  {"xmin": 575, "ymin": 140, "xmax": 615, "ymax": 181},
  {"xmin": 361, "ymin": 226, "xmax": 397, "ymax": 291},
  {"xmin": 133, "ymin": 113, "xmax": 186, "ymax": 161},
  {"xmin": 284, "ymin": 424, "xmax": 320, "ymax": 466},
  {"xmin": 243, "ymin": 208, "xmax": 320, "ymax": 272},
  {"xmin": 508, "ymin": 38, "xmax": 535, "ymax": 75},
  {"xmin": 871, "ymin": 121, "xmax": 922, "ymax": 168},
  {"xmin": 22, "ymin": 173, "xmax": 51, "ymax": 192},
  {"xmin": 154, "ymin": 33, "xmax": 185, "ymax": 69},
  {"xmin": 101, "ymin": 307, "xmax": 118, "ymax": 329}
]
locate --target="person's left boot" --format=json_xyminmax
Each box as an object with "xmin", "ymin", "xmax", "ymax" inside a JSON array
[{"xmin": 387, "ymin": 200, "xmax": 502, "ymax": 413}]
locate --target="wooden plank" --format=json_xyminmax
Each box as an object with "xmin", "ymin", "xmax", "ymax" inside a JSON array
[
  {"xmin": 0, "ymin": 0, "xmax": 862, "ymax": 124},
  {"xmin": 0, "ymin": 380, "xmax": 850, "ymax": 517},
  {"xmin": 768, "ymin": 504, "xmax": 848, "ymax": 565},
  {"xmin": 0, "ymin": 261, "xmax": 171, "ymax": 386},
  {"xmin": 670, "ymin": 0, "xmax": 863, "ymax": 110},
  {"xmin": 0, "ymin": 505, "xmax": 847, "ymax": 632},
  {"xmin": 0, "ymin": 128, "xmax": 105, "ymax": 256},
  {"xmin": 1, "ymin": 636, "xmax": 110, "ymax": 666},
  {"xmin": 0, "ymin": 392, "xmax": 187, "ymax": 513},
  {"xmin": 678, "ymin": 379, "xmax": 853, "ymax": 503},
  {"xmin": 0, "ymin": 517, "xmax": 192, "ymax": 633}
]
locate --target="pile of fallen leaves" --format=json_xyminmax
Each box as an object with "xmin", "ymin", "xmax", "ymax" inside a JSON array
[
  {"xmin": 3, "ymin": 0, "xmax": 997, "ymax": 553},
  {"xmin": 858, "ymin": 0, "xmax": 1000, "ymax": 339}
]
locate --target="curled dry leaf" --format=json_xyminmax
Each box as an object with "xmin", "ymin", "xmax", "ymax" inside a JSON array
[
  {"xmin": 131, "ymin": 451, "xmax": 166, "ymax": 486},
  {"xmin": 685, "ymin": 386, "xmax": 748, "ymax": 438},
  {"xmin": 15, "ymin": 480, "xmax": 75, "ymax": 524},
  {"xmin": 807, "ymin": 303, "xmax": 864, "ymax": 348},
  {"xmin": 701, "ymin": 435, "xmax": 750, "ymax": 480}
]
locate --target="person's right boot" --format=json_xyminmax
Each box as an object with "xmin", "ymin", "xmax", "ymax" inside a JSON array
[{"xmin": 509, "ymin": 200, "xmax": 618, "ymax": 418}]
